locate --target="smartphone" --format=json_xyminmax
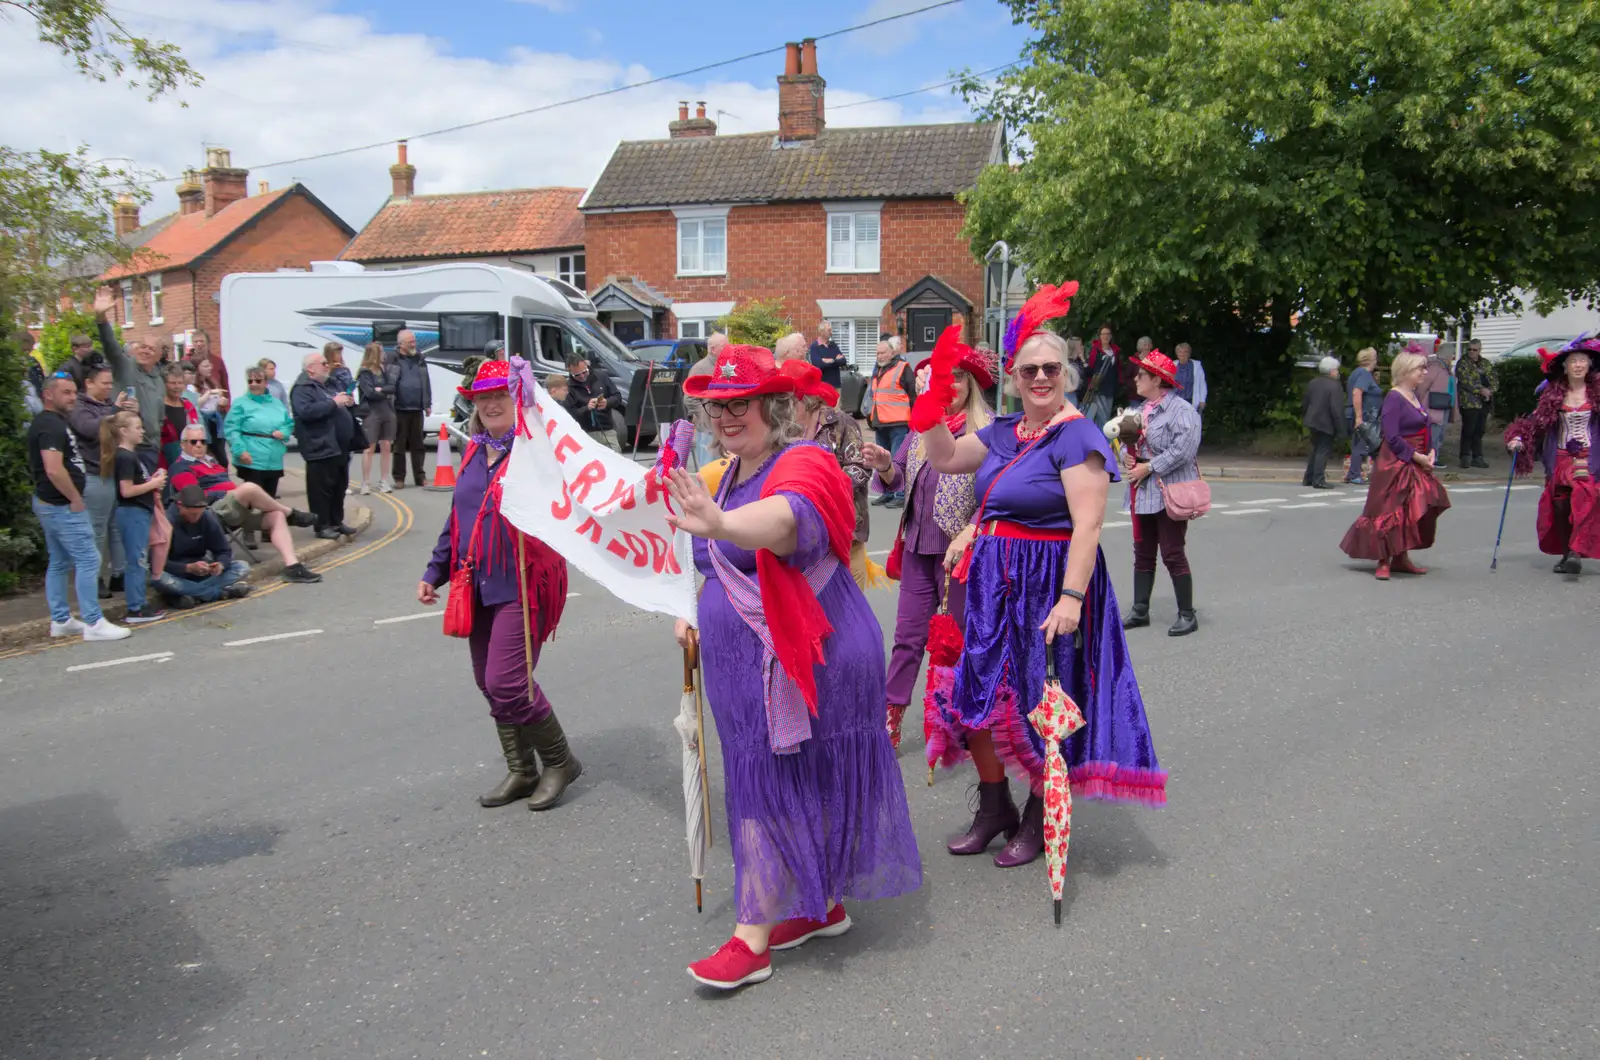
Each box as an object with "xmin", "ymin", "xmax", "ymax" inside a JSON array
[{"xmin": 122, "ymin": 387, "xmax": 136, "ymax": 402}]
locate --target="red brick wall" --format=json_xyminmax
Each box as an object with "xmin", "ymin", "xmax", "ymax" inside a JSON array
[
  {"xmin": 584, "ymin": 198, "xmax": 984, "ymax": 343},
  {"xmin": 113, "ymin": 189, "xmax": 352, "ymax": 380}
]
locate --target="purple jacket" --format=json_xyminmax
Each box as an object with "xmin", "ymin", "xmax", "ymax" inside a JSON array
[{"xmin": 423, "ymin": 446, "xmax": 527, "ymax": 608}]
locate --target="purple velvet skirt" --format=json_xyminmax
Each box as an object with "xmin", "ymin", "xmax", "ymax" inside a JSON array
[{"xmin": 936, "ymin": 535, "xmax": 1167, "ymax": 804}]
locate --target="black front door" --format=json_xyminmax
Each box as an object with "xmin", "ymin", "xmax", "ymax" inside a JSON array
[
  {"xmin": 907, "ymin": 307, "xmax": 953, "ymax": 352},
  {"xmin": 612, "ymin": 319, "xmax": 645, "ymax": 345}
]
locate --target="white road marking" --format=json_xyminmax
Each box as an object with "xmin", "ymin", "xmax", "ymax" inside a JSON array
[
  {"xmin": 1251, "ymin": 497, "xmax": 1289, "ymax": 504},
  {"xmin": 373, "ymin": 612, "xmax": 437, "ymax": 625},
  {"xmin": 868, "ymin": 549, "xmax": 890, "ymax": 557},
  {"xmin": 1341, "ymin": 497, "xmax": 1367, "ymax": 503},
  {"xmin": 1510, "ymin": 484, "xmax": 1538, "ymax": 491},
  {"xmin": 66, "ymin": 651, "xmax": 174, "ymax": 673},
  {"xmin": 224, "ymin": 629, "xmax": 324, "ymax": 648},
  {"xmin": 1451, "ymin": 487, "xmax": 1490, "ymax": 493},
  {"xmin": 1279, "ymin": 502, "xmax": 1330, "ymax": 509},
  {"xmin": 566, "ymin": 592, "xmax": 581, "ymax": 597},
  {"xmin": 1103, "ymin": 520, "xmax": 1130, "ymax": 528},
  {"xmin": 1221, "ymin": 508, "xmax": 1270, "ymax": 516},
  {"xmin": 1297, "ymin": 492, "xmax": 1332, "ymax": 498},
  {"xmin": 1208, "ymin": 502, "xmax": 1231, "ymax": 509}
]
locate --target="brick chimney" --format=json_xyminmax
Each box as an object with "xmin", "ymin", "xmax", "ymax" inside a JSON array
[
  {"xmin": 777, "ymin": 38, "xmax": 825, "ymax": 143},
  {"xmin": 390, "ymin": 140, "xmax": 416, "ymax": 199},
  {"xmin": 176, "ymin": 169, "xmax": 205, "ymax": 216},
  {"xmin": 113, "ymin": 194, "xmax": 141, "ymax": 237},
  {"xmin": 201, "ymin": 147, "xmax": 249, "ymax": 217},
  {"xmin": 669, "ymin": 99, "xmax": 718, "ymax": 139}
]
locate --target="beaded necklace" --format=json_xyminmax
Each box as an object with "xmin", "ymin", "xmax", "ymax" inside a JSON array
[{"xmin": 1015, "ymin": 406, "xmax": 1065, "ymax": 441}]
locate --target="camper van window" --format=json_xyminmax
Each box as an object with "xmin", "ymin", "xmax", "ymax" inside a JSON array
[
  {"xmin": 439, "ymin": 312, "xmax": 500, "ymax": 353},
  {"xmin": 575, "ymin": 318, "xmax": 642, "ymax": 362}
]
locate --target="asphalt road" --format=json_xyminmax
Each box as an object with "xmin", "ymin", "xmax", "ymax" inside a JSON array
[{"xmin": 2, "ymin": 473, "xmax": 1595, "ymax": 1059}]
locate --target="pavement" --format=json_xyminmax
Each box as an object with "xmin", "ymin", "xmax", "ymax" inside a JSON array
[{"xmin": 2, "ymin": 464, "xmax": 1596, "ymax": 1059}]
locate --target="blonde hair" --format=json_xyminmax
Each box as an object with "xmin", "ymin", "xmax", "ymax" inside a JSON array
[
  {"xmin": 1389, "ymin": 352, "xmax": 1425, "ymax": 389},
  {"xmin": 695, "ymin": 393, "xmax": 804, "ymax": 459},
  {"xmin": 915, "ymin": 375, "xmax": 992, "ymax": 461},
  {"xmin": 1006, "ymin": 332, "xmax": 1082, "ymax": 397},
  {"xmin": 323, "ymin": 342, "xmax": 345, "ymax": 370},
  {"xmin": 99, "ymin": 411, "xmax": 142, "ymax": 480},
  {"xmin": 359, "ymin": 342, "xmax": 384, "ymax": 377},
  {"xmin": 1356, "ymin": 347, "xmax": 1378, "ymax": 369}
]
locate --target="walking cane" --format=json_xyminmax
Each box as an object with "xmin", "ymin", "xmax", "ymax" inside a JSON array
[{"xmin": 1490, "ymin": 458, "xmax": 1516, "ymax": 571}]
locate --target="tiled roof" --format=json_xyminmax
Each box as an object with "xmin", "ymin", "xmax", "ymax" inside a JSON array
[
  {"xmin": 100, "ymin": 189, "xmax": 293, "ymax": 280},
  {"xmin": 582, "ymin": 123, "xmax": 1003, "ymax": 211},
  {"xmin": 341, "ymin": 187, "xmax": 587, "ymax": 262}
]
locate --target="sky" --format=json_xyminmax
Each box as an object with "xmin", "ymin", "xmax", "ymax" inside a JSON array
[{"xmin": 4, "ymin": 0, "xmax": 1030, "ymax": 234}]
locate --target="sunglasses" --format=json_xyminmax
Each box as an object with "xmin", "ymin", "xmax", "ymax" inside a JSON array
[
  {"xmin": 951, "ymin": 368, "xmax": 970, "ymax": 382},
  {"xmin": 183, "ymin": 438, "xmax": 207, "ymax": 445},
  {"xmin": 704, "ymin": 399, "xmax": 751, "ymax": 418},
  {"xmin": 1016, "ymin": 363, "xmax": 1063, "ymax": 382}
]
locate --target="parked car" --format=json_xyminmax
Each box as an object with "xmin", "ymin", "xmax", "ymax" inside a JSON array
[
  {"xmin": 628, "ymin": 338, "xmax": 708, "ymax": 367},
  {"xmin": 1491, "ymin": 335, "xmax": 1577, "ymax": 363}
]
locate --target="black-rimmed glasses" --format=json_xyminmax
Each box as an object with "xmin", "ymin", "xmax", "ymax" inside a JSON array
[{"xmin": 704, "ymin": 399, "xmax": 751, "ymax": 418}]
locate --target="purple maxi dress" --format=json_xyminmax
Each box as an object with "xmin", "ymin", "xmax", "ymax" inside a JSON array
[
  {"xmin": 696, "ymin": 447, "xmax": 923, "ymax": 925},
  {"xmin": 944, "ymin": 414, "xmax": 1167, "ymax": 804}
]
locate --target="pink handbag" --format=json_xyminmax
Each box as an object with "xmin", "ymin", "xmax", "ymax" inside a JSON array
[{"xmin": 1159, "ymin": 471, "xmax": 1211, "ymax": 520}]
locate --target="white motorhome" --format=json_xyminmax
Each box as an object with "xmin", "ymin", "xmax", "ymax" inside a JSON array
[{"xmin": 220, "ymin": 261, "xmax": 675, "ymax": 442}]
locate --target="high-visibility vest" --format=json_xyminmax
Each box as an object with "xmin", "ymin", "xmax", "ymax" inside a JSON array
[{"xmin": 871, "ymin": 361, "xmax": 911, "ymax": 425}]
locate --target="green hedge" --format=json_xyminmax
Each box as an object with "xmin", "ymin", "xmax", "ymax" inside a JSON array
[
  {"xmin": 36, "ymin": 310, "xmax": 120, "ymax": 372},
  {"xmin": 1494, "ymin": 356, "xmax": 1546, "ymax": 422}
]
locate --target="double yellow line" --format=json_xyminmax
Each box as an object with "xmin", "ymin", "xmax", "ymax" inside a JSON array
[{"xmin": 0, "ymin": 491, "xmax": 415, "ymax": 663}]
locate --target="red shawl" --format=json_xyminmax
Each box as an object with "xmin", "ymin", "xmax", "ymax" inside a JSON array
[{"xmin": 756, "ymin": 444, "xmax": 856, "ymax": 713}]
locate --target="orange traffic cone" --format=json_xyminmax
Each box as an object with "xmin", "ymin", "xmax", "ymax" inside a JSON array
[{"xmin": 425, "ymin": 426, "xmax": 457, "ymax": 491}]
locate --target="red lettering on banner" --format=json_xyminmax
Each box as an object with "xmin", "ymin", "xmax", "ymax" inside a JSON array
[
  {"xmin": 575, "ymin": 516, "xmax": 603, "ymax": 544},
  {"xmin": 641, "ymin": 530, "xmax": 681, "ymax": 574},
  {"xmin": 605, "ymin": 536, "xmax": 630, "ymax": 561},
  {"xmin": 571, "ymin": 460, "xmax": 607, "ymax": 503},
  {"xmin": 597, "ymin": 477, "xmax": 632, "ymax": 512},
  {"xmin": 550, "ymin": 479, "xmax": 572, "ymax": 521},
  {"xmin": 621, "ymin": 532, "xmax": 650, "ymax": 568},
  {"xmin": 553, "ymin": 433, "xmax": 581, "ymax": 465},
  {"xmin": 545, "ymin": 418, "xmax": 560, "ymax": 441}
]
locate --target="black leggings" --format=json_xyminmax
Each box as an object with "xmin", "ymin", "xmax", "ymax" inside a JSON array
[
  {"xmin": 1132, "ymin": 510, "xmax": 1191, "ymax": 576},
  {"xmin": 234, "ymin": 465, "xmax": 282, "ymax": 498}
]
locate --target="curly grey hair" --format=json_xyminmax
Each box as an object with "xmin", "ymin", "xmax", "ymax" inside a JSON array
[{"xmin": 696, "ymin": 392, "xmax": 805, "ymax": 459}]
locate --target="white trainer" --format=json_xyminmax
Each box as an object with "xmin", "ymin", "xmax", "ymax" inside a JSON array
[
  {"xmin": 82, "ymin": 617, "xmax": 132, "ymax": 642},
  {"xmin": 358, "ymin": 482, "xmax": 372, "ymax": 495},
  {"xmin": 49, "ymin": 616, "xmax": 88, "ymax": 638}
]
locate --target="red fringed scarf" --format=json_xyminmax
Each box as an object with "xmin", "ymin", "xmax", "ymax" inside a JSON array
[{"xmin": 755, "ymin": 444, "xmax": 856, "ymax": 714}]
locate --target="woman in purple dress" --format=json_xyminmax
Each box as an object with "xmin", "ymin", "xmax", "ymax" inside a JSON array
[
  {"xmin": 666, "ymin": 345, "xmax": 921, "ymax": 992},
  {"xmin": 862, "ymin": 343, "xmax": 994, "ymax": 749},
  {"xmin": 918, "ymin": 290, "xmax": 1167, "ymax": 871},
  {"xmin": 1339, "ymin": 351, "xmax": 1452, "ymax": 579},
  {"xmin": 418, "ymin": 359, "xmax": 578, "ymax": 811}
]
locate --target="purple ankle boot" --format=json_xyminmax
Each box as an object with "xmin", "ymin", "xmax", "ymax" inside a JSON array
[
  {"xmin": 993, "ymin": 792, "xmax": 1045, "ymax": 868},
  {"xmin": 946, "ymin": 780, "xmax": 1020, "ymax": 855}
]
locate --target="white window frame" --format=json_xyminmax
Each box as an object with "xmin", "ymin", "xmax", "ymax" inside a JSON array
[
  {"xmin": 148, "ymin": 273, "xmax": 164, "ymax": 325},
  {"xmin": 677, "ymin": 319, "xmax": 714, "ymax": 339},
  {"xmin": 120, "ymin": 279, "xmax": 134, "ymax": 326},
  {"xmin": 558, "ymin": 253, "xmax": 586, "ymax": 290},
  {"xmin": 824, "ymin": 201, "xmax": 882, "ymax": 275},
  {"xmin": 827, "ymin": 317, "xmax": 888, "ymax": 372},
  {"xmin": 674, "ymin": 206, "xmax": 730, "ymax": 277}
]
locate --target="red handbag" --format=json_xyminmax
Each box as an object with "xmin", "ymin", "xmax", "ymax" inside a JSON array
[
  {"xmin": 885, "ymin": 533, "xmax": 905, "ymax": 581},
  {"xmin": 442, "ymin": 562, "xmax": 475, "ymax": 638}
]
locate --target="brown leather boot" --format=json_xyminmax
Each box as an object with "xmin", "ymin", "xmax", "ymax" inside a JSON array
[
  {"xmin": 479, "ymin": 723, "xmax": 538, "ymax": 807},
  {"xmin": 526, "ymin": 713, "xmax": 583, "ymax": 811},
  {"xmin": 994, "ymin": 792, "xmax": 1045, "ymax": 868},
  {"xmin": 946, "ymin": 780, "xmax": 1020, "ymax": 855}
]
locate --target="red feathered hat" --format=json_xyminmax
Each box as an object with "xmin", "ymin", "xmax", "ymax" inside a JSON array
[
  {"xmin": 1129, "ymin": 350, "xmax": 1179, "ymax": 388},
  {"xmin": 683, "ymin": 345, "xmax": 796, "ymax": 400},
  {"xmin": 1002, "ymin": 281, "xmax": 1080, "ymax": 372},
  {"xmin": 920, "ymin": 343, "xmax": 996, "ymax": 392},
  {"xmin": 1541, "ymin": 333, "xmax": 1600, "ymax": 379},
  {"xmin": 457, "ymin": 357, "xmax": 510, "ymax": 397},
  {"xmin": 778, "ymin": 359, "xmax": 839, "ymax": 406}
]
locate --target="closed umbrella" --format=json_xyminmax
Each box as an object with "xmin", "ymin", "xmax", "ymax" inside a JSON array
[
  {"xmin": 674, "ymin": 634, "xmax": 714, "ymax": 912},
  {"xmin": 1027, "ymin": 650, "xmax": 1086, "ymax": 926}
]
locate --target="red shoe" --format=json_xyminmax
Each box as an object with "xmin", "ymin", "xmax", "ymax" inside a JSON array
[
  {"xmin": 885, "ymin": 704, "xmax": 907, "ymax": 750},
  {"xmin": 768, "ymin": 903, "xmax": 852, "ymax": 952},
  {"xmin": 687, "ymin": 937, "xmax": 772, "ymax": 990},
  {"xmin": 1374, "ymin": 561, "xmax": 1391, "ymax": 581},
  {"xmin": 1392, "ymin": 554, "xmax": 1428, "ymax": 575}
]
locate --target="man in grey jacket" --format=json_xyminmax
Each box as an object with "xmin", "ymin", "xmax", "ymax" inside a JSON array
[
  {"xmin": 92, "ymin": 288, "xmax": 164, "ymax": 458},
  {"xmin": 385, "ymin": 329, "xmax": 431, "ymax": 488},
  {"xmin": 1301, "ymin": 356, "xmax": 1348, "ymax": 489}
]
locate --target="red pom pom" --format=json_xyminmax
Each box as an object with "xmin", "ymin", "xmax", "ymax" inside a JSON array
[{"xmin": 926, "ymin": 611, "xmax": 965, "ymax": 666}]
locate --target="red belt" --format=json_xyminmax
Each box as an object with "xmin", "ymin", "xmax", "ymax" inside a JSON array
[{"xmin": 975, "ymin": 519, "xmax": 1073, "ymax": 542}]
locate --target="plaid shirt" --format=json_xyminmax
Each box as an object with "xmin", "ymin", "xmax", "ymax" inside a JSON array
[{"xmin": 1455, "ymin": 355, "xmax": 1497, "ymax": 410}]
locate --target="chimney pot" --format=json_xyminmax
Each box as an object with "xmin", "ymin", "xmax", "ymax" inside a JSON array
[
  {"xmin": 113, "ymin": 193, "xmax": 141, "ymax": 237},
  {"xmin": 389, "ymin": 141, "xmax": 417, "ymax": 199},
  {"xmin": 678, "ymin": 101, "xmax": 689, "ymax": 121},
  {"xmin": 696, "ymin": 102, "xmax": 707, "ymax": 119},
  {"xmin": 397, "ymin": 140, "xmax": 408, "ymax": 165},
  {"xmin": 200, "ymin": 146, "xmax": 249, "ymax": 217},
  {"xmin": 784, "ymin": 42, "xmax": 801, "ymax": 77},
  {"xmin": 258, "ymin": 180, "xmax": 269, "ymax": 194},
  {"xmin": 800, "ymin": 39, "xmax": 818, "ymax": 76},
  {"xmin": 176, "ymin": 168, "xmax": 205, "ymax": 215}
]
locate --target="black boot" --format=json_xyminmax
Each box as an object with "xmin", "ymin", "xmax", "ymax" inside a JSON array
[
  {"xmin": 946, "ymin": 780, "xmax": 1020, "ymax": 855},
  {"xmin": 1168, "ymin": 573, "xmax": 1198, "ymax": 636},
  {"xmin": 1554, "ymin": 552, "xmax": 1582, "ymax": 575},
  {"xmin": 526, "ymin": 713, "xmax": 583, "ymax": 811},
  {"xmin": 479, "ymin": 723, "xmax": 538, "ymax": 807},
  {"xmin": 1123, "ymin": 569, "xmax": 1155, "ymax": 629}
]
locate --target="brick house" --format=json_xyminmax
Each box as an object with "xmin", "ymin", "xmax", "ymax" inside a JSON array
[
  {"xmin": 580, "ymin": 39, "xmax": 1002, "ymax": 365},
  {"xmin": 339, "ymin": 142, "xmax": 587, "ymax": 284},
  {"xmin": 98, "ymin": 148, "xmax": 354, "ymax": 385}
]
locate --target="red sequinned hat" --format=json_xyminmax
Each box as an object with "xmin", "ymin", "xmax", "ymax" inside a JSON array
[
  {"xmin": 457, "ymin": 357, "xmax": 510, "ymax": 397},
  {"xmin": 682, "ymin": 345, "xmax": 797, "ymax": 400},
  {"xmin": 1129, "ymin": 350, "xmax": 1179, "ymax": 388},
  {"xmin": 777, "ymin": 359, "xmax": 839, "ymax": 406}
]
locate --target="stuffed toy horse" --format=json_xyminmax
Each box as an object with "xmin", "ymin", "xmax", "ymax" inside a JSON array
[{"xmin": 1103, "ymin": 407, "xmax": 1144, "ymax": 460}]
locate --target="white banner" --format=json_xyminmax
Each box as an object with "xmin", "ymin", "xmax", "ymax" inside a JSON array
[{"xmin": 498, "ymin": 382, "xmax": 697, "ymax": 622}]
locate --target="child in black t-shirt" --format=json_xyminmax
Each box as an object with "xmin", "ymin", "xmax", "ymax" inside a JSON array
[{"xmin": 102, "ymin": 412, "xmax": 168, "ymax": 623}]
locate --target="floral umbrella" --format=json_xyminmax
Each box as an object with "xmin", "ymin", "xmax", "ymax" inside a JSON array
[
  {"xmin": 674, "ymin": 637, "xmax": 714, "ymax": 912},
  {"xmin": 1027, "ymin": 650, "xmax": 1087, "ymax": 925}
]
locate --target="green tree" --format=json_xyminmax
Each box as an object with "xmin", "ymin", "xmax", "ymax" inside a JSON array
[
  {"xmin": 2, "ymin": 0, "xmax": 201, "ymax": 99},
  {"xmin": 36, "ymin": 308, "xmax": 118, "ymax": 370},
  {"xmin": 965, "ymin": 0, "xmax": 1600, "ymax": 433},
  {"xmin": 714, "ymin": 298, "xmax": 792, "ymax": 349}
]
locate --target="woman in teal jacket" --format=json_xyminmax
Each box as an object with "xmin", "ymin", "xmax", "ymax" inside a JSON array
[{"xmin": 225, "ymin": 365, "xmax": 295, "ymax": 497}]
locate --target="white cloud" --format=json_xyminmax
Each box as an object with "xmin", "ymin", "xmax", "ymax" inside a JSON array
[
  {"xmin": 3, "ymin": 0, "xmax": 973, "ymax": 235},
  {"xmin": 842, "ymin": 0, "xmax": 958, "ymax": 57}
]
